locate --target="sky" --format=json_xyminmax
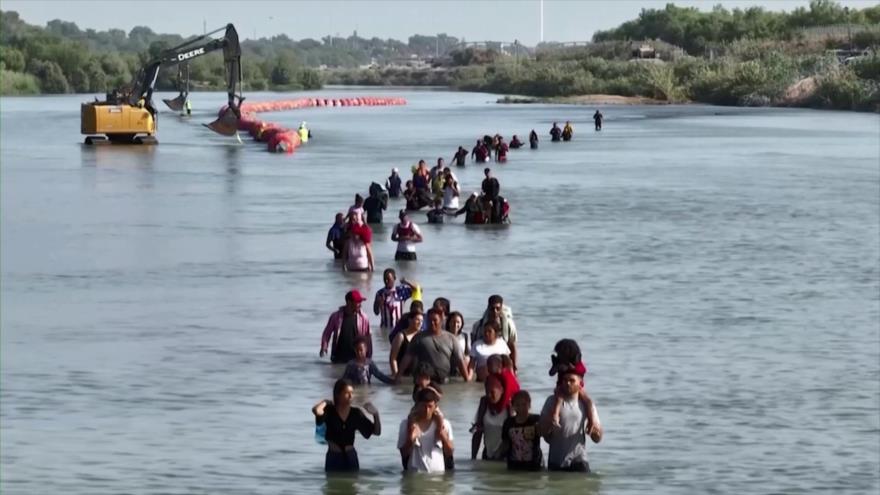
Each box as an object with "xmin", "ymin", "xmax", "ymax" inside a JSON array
[{"xmin": 2, "ymin": 0, "xmax": 877, "ymax": 46}]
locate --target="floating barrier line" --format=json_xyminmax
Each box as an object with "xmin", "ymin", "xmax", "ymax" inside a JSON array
[{"xmin": 218, "ymin": 97, "xmax": 407, "ymax": 154}]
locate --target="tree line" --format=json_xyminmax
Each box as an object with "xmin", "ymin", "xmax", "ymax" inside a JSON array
[
  {"xmin": 592, "ymin": 0, "xmax": 880, "ymax": 54},
  {"xmin": 0, "ymin": 10, "xmax": 463, "ymax": 95},
  {"xmin": 1, "ymin": 2, "xmax": 878, "ymax": 111}
]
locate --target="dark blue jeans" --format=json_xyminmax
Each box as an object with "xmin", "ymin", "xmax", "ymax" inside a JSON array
[{"xmin": 325, "ymin": 449, "xmax": 359, "ymax": 472}]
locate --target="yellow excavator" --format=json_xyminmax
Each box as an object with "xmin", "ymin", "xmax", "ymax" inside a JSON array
[{"xmin": 81, "ymin": 24, "xmax": 244, "ymax": 144}]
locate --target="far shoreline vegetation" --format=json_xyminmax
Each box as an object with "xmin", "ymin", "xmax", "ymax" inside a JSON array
[{"xmin": 1, "ymin": 1, "xmax": 878, "ymax": 111}]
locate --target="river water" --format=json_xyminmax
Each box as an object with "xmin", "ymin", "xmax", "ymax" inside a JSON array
[{"xmin": 1, "ymin": 89, "xmax": 878, "ymax": 494}]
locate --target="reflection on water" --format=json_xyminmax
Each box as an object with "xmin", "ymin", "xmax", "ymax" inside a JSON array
[
  {"xmin": 1, "ymin": 91, "xmax": 879, "ymax": 495},
  {"xmin": 81, "ymin": 142, "xmax": 158, "ymax": 169}
]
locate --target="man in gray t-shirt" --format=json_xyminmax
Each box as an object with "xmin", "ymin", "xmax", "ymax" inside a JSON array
[
  {"xmin": 540, "ymin": 369, "xmax": 602, "ymax": 472},
  {"xmin": 399, "ymin": 309, "xmax": 471, "ymax": 382}
]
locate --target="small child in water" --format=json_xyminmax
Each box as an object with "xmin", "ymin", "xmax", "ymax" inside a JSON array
[
  {"xmin": 411, "ymin": 363, "xmax": 442, "ymax": 402},
  {"xmin": 548, "ymin": 339, "xmax": 598, "ymax": 434},
  {"xmin": 342, "ymin": 337, "xmax": 395, "ymax": 385},
  {"xmin": 501, "ymin": 390, "xmax": 544, "ymax": 471}
]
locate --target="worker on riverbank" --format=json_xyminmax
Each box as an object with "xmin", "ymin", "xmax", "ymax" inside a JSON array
[{"xmin": 593, "ymin": 110, "xmax": 603, "ymax": 131}]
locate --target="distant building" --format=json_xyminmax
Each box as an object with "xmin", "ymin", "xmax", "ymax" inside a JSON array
[{"xmin": 632, "ymin": 43, "xmax": 657, "ymax": 59}]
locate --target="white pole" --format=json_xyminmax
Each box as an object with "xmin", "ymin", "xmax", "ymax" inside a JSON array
[{"xmin": 540, "ymin": 0, "xmax": 544, "ymax": 43}]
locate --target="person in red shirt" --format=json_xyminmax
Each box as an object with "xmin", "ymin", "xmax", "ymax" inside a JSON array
[{"xmin": 343, "ymin": 213, "xmax": 374, "ymax": 272}]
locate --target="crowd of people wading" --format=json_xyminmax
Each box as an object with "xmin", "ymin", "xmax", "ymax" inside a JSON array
[{"xmin": 314, "ymin": 111, "xmax": 606, "ymax": 474}]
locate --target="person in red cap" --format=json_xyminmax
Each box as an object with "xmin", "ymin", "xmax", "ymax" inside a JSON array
[{"xmin": 321, "ymin": 290, "xmax": 372, "ymax": 364}]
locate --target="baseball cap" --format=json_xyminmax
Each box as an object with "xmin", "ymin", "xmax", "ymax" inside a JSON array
[{"xmin": 346, "ymin": 289, "xmax": 366, "ymax": 303}]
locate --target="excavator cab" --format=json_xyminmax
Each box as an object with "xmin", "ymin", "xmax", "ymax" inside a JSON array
[{"xmin": 82, "ymin": 23, "xmax": 243, "ymax": 145}]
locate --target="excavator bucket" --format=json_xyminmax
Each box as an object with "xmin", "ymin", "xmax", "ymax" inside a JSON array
[
  {"xmin": 203, "ymin": 106, "xmax": 240, "ymax": 136},
  {"xmin": 162, "ymin": 94, "xmax": 187, "ymax": 112}
]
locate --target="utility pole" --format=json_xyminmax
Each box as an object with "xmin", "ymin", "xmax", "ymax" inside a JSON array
[{"xmin": 540, "ymin": 0, "xmax": 544, "ymax": 44}]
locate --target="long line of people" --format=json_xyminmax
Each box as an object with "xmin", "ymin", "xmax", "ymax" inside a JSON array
[
  {"xmin": 314, "ymin": 114, "xmax": 609, "ymax": 474},
  {"xmin": 325, "ymin": 116, "xmax": 607, "ymax": 271}
]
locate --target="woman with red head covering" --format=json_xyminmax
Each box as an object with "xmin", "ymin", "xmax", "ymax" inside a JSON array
[
  {"xmin": 470, "ymin": 369, "xmax": 516, "ymax": 461},
  {"xmin": 342, "ymin": 212, "xmax": 374, "ymax": 272}
]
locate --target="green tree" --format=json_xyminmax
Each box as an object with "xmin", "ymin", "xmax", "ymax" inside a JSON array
[
  {"xmin": 67, "ymin": 66, "xmax": 89, "ymax": 92},
  {"xmin": 84, "ymin": 58, "xmax": 107, "ymax": 92},
  {"xmin": 270, "ymin": 63, "xmax": 291, "ymax": 85},
  {"xmin": 27, "ymin": 59, "xmax": 69, "ymax": 93},
  {"xmin": 0, "ymin": 46, "xmax": 25, "ymax": 72},
  {"xmin": 298, "ymin": 68, "xmax": 322, "ymax": 89}
]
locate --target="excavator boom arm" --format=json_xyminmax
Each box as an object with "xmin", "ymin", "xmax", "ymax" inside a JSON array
[{"xmin": 127, "ymin": 24, "xmax": 242, "ymax": 124}]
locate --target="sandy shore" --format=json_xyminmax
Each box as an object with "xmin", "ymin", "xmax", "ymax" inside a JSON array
[{"xmin": 498, "ymin": 94, "xmax": 672, "ymax": 105}]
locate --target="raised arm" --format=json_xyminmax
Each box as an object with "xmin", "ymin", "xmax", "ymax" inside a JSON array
[
  {"xmin": 312, "ymin": 399, "xmax": 329, "ymax": 418},
  {"xmin": 436, "ymin": 416, "xmax": 454, "ymax": 457},
  {"xmin": 399, "ymin": 420, "xmax": 420, "ymax": 467},
  {"xmin": 363, "ymin": 403, "xmax": 382, "ymax": 436}
]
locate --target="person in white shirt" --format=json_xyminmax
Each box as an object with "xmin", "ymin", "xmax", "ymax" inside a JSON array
[
  {"xmin": 397, "ymin": 387, "xmax": 454, "ymax": 473},
  {"xmin": 469, "ymin": 321, "xmax": 510, "ymax": 382},
  {"xmin": 391, "ymin": 210, "xmax": 423, "ymax": 261},
  {"xmin": 442, "ymin": 168, "xmax": 460, "ymax": 210},
  {"xmin": 471, "ymin": 295, "xmax": 518, "ymax": 369}
]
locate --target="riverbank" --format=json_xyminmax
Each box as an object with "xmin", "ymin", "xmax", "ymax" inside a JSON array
[{"xmin": 497, "ymin": 94, "xmax": 672, "ymax": 105}]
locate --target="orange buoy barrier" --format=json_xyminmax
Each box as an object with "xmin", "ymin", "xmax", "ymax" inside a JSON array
[{"xmin": 218, "ymin": 96, "xmax": 406, "ymax": 154}]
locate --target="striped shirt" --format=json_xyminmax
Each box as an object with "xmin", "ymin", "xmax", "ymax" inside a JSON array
[{"xmin": 375, "ymin": 285, "xmax": 413, "ymax": 328}]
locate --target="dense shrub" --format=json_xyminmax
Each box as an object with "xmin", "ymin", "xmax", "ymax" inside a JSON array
[{"xmin": 1, "ymin": 69, "xmax": 40, "ymax": 94}]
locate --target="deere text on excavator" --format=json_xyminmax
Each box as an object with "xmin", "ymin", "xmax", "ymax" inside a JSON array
[{"xmin": 81, "ymin": 23, "xmax": 243, "ymax": 145}]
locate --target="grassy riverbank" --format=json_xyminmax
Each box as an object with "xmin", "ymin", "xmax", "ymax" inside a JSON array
[{"xmin": 323, "ymin": 43, "xmax": 880, "ymax": 112}]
